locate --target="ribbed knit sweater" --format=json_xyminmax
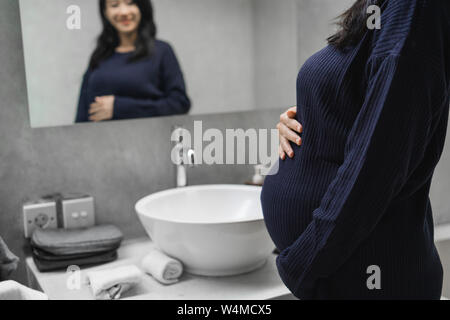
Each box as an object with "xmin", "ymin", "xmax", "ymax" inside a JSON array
[
  {"xmin": 75, "ymin": 40, "xmax": 190, "ymax": 122},
  {"xmin": 261, "ymin": 0, "xmax": 450, "ymax": 300}
]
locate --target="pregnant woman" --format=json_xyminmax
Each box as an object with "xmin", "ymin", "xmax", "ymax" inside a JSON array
[
  {"xmin": 261, "ymin": 0, "xmax": 450, "ymax": 299},
  {"xmin": 75, "ymin": 0, "xmax": 190, "ymax": 123}
]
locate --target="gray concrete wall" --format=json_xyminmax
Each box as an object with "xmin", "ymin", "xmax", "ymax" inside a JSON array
[{"xmin": 253, "ymin": 0, "xmax": 298, "ymax": 110}]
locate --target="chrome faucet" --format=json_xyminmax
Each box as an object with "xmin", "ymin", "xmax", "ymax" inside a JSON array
[{"xmin": 173, "ymin": 127, "xmax": 196, "ymax": 188}]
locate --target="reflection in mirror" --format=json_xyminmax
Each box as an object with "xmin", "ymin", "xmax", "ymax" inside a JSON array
[
  {"xmin": 75, "ymin": 0, "xmax": 191, "ymax": 123},
  {"xmin": 20, "ymin": 0, "xmax": 300, "ymax": 128}
]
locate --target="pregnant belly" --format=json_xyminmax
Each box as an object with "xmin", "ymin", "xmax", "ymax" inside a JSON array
[{"xmin": 261, "ymin": 151, "xmax": 339, "ymax": 251}]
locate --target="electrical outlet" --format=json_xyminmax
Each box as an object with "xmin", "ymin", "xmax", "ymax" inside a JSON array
[
  {"xmin": 23, "ymin": 201, "xmax": 58, "ymax": 238},
  {"xmin": 61, "ymin": 197, "xmax": 95, "ymax": 229}
]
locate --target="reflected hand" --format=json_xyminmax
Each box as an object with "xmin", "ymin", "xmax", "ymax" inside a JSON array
[
  {"xmin": 89, "ymin": 96, "xmax": 115, "ymax": 122},
  {"xmin": 277, "ymin": 106, "xmax": 303, "ymax": 160}
]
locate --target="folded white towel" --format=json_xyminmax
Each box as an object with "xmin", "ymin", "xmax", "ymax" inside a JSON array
[
  {"xmin": 141, "ymin": 249, "xmax": 183, "ymax": 285},
  {"xmin": 0, "ymin": 281, "xmax": 48, "ymax": 300},
  {"xmin": 86, "ymin": 265, "xmax": 143, "ymax": 300}
]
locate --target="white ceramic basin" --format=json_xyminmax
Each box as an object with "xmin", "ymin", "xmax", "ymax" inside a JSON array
[{"xmin": 135, "ymin": 185, "xmax": 275, "ymax": 277}]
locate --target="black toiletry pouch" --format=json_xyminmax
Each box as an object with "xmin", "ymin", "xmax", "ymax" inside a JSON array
[
  {"xmin": 32, "ymin": 249, "xmax": 118, "ymax": 272},
  {"xmin": 31, "ymin": 225, "xmax": 123, "ymax": 256},
  {"xmin": 32, "ymin": 246, "xmax": 111, "ymax": 261}
]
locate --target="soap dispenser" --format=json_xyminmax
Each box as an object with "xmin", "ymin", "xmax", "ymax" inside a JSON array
[{"xmin": 245, "ymin": 165, "xmax": 266, "ymax": 186}]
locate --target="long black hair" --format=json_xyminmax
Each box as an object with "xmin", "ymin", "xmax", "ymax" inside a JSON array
[
  {"xmin": 328, "ymin": 0, "xmax": 386, "ymax": 50},
  {"xmin": 88, "ymin": 0, "xmax": 157, "ymax": 70}
]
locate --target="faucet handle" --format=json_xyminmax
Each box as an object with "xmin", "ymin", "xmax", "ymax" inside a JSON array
[
  {"xmin": 187, "ymin": 149, "xmax": 196, "ymax": 167},
  {"xmin": 172, "ymin": 126, "xmax": 185, "ymax": 144}
]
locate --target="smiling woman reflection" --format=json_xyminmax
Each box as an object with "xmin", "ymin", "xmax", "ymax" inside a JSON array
[{"xmin": 75, "ymin": 0, "xmax": 191, "ymax": 123}]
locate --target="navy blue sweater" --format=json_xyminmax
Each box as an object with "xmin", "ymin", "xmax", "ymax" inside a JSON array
[
  {"xmin": 261, "ymin": 0, "xmax": 450, "ymax": 299},
  {"xmin": 75, "ymin": 40, "xmax": 190, "ymax": 122}
]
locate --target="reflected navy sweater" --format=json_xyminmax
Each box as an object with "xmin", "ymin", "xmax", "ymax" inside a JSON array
[
  {"xmin": 75, "ymin": 40, "xmax": 190, "ymax": 122},
  {"xmin": 261, "ymin": 0, "xmax": 450, "ymax": 299}
]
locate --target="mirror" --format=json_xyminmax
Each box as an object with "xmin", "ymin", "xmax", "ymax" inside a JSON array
[{"xmin": 19, "ymin": 0, "xmax": 305, "ymax": 128}]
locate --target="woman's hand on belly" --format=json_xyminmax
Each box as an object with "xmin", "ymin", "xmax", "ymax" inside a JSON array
[
  {"xmin": 277, "ymin": 106, "xmax": 303, "ymax": 160},
  {"xmin": 89, "ymin": 95, "xmax": 115, "ymax": 122}
]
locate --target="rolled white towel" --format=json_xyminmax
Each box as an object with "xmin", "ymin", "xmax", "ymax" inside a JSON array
[
  {"xmin": 141, "ymin": 249, "xmax": 183, "ymax": 285},
  {"xmin": 86, "ymin": 265, "xmax": 143, "ymax": 300}
]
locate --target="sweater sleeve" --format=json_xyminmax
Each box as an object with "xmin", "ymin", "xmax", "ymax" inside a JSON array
[
  {"xmin": 276, "ymin": 52, "xmax": 447, "ymax": 299},
  {"xmin": 75, "ymin": 71, "xmax": 91, "ymax": 123},
  {"xmin": 113, "ymin": 44, "xmax": 191, "ymax": 119}
]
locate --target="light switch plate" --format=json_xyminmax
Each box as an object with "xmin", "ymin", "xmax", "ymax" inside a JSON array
[
  {"xmin": 23, "ymin": 201, "xmax": 58, "ymax": 238},
  {"xmin": 61, "ymin": 197, "xmax": 95, "ymax": 229}
]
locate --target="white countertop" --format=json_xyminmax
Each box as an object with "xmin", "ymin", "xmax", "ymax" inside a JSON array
[{"xmin": 25, "ymin": 238, "xmax": 292, "ymax": 300}]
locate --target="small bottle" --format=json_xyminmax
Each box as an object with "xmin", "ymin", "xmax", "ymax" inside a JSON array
[{"xmin": 245, "ymin": 165, "xmax": 266, "ymax": 186}]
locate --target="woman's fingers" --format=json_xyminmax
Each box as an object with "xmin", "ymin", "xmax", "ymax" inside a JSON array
[
  {"xmin": 286, "ymin": 106, "xmax": 297, "ymax": 121},
  {"xmin": 278, "ymin": 122, "xmax": 302, "ymax": 146},
  {"xmin": 288, "ymin": 106, "xmax": 297, "ymax": 113},
  {"xmin": 279, "ymin": 145, "xmax": 286, "ymax": 161},
  {"xmin": 89, "ymin": 114, "xmax": 100, "ymax": 122},
  {"xmin": 89, "ymin": 110, "xmax": 106, "ymax": 122},
  {"xmin": 280, "ymin": 135, "xmax": 294, "ymax": 158},
  {"xmin": 280, "ymin": 109, "xmax": 302, "ymax": 134},
  {"xmin": 89, "ymin": 103, "xmax": 103, "ymax": 115},
  {"xmin": 278, "ymin": 106, "xmax": 304, "ymax": 160}
]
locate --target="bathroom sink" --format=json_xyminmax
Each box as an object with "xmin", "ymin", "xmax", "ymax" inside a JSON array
[{"xmin": 135, "ymin": 185, "xmax": 275, "ymax": 277}]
